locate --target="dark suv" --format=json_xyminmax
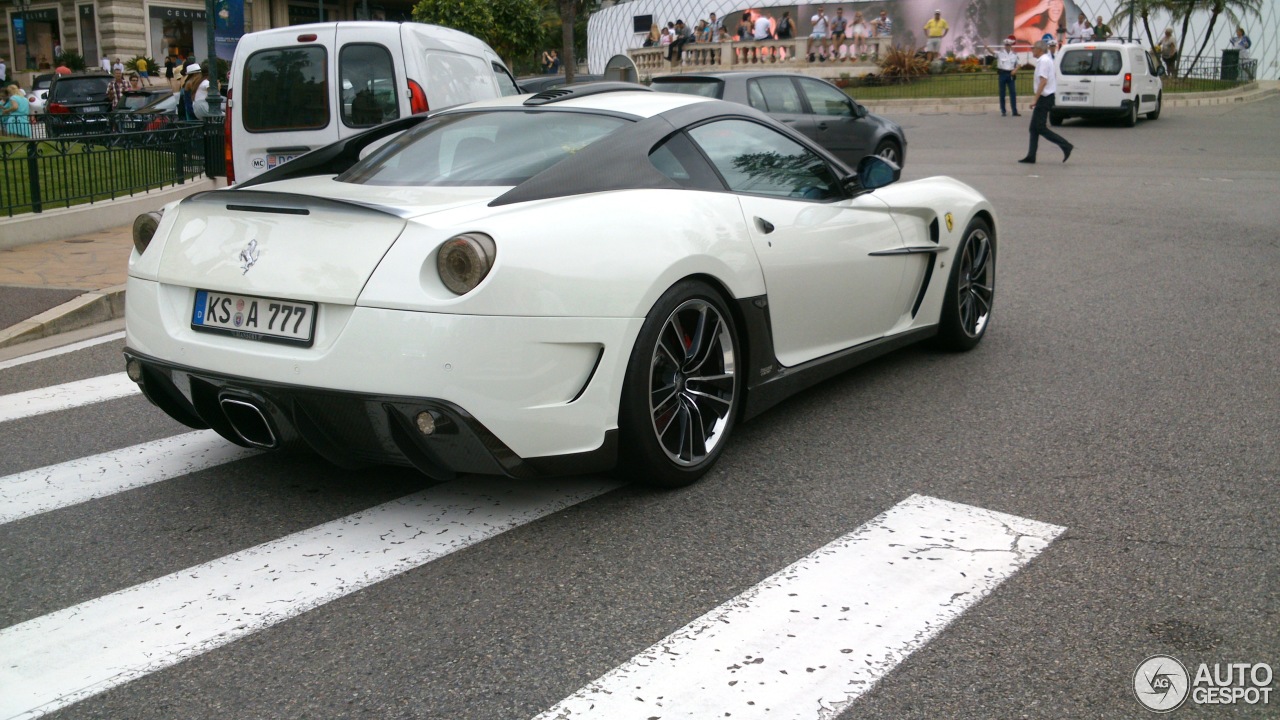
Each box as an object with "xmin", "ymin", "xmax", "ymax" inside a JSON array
[{"xmin": 45, "ymin": 73, "xmax": 115, "ymax": 136}]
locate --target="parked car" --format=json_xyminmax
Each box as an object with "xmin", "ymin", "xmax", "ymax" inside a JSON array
[
  {"xmin": 112, "ymin": 88, "xmax": 180, "ymax": 132},
  {"xmin": 27, "ymin": 73, "xmax": 55, "ymax": 113},
  {"xmin": 517, "ymin": 73, "xmax": 604, "ymax": 94},
  {"xmin": 125, "ymin": 84, "xmax": 994, "ymax": 487},
  {"xmin": 227, "ymin": 21, "xmax": 522, "ymax": 184},
  {"xmin": 44, "ymin": 73, "xmax": 114, "ymax": 136},
  {"xmin": 1052, "ymin": 39, "xmax": 1164, "ymax": 127},
  {"xmin": 651, "ymin": 72, "xmax": 907, "ymax": 168}
]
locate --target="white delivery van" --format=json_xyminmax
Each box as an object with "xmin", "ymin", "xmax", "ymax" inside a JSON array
[
  {"xmin": 1051, "ymin": 40, "xmax": 1163, "ymax": 128},
  {"xmin": 227, "ymin": 21, "xmax": 521, "ymax": 183}
]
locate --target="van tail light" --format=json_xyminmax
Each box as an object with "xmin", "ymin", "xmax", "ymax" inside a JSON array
[
  {"xmin": 224, "ymin": 87, "xmax": 235, "ymax": 184},
  {"xmin": 408, "ymin": 80, "xmax": 429, "ymax": 115},
  {"xmin": 1123, "ymin": 73, "xmax": 1132, "ymax": 93},
  {"xmin": 49, "ymin": 102, "xmax": 70, "ymax": 114}
]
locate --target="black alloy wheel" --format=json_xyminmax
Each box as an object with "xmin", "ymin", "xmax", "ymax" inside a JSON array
[
  {"xmin": 935, "ymin": 218, "xmax": 996, "ymax": 351},
  {"xmin": 619, "ymin": 280, "xmax": 740, "ymax": 487}
]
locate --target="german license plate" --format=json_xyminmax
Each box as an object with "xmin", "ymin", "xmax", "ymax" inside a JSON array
[
  {"xmin": 192, "ymin": 290, "xmax": 316, "ymax": 346},
  {"xmin": 1060, "ymin": 93, "xmax": 1088, "ymax": 102}
]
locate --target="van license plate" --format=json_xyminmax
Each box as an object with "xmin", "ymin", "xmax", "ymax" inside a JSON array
[
  {"xmin": 266, "ymin": 153, "xmax": 299, "ymax": 169},
  {"xmin": 192, "ymin": 290, "xmax": 316, "ymax": 346},
  {"xmin": 1060, "ymin": 93, "xmax": 1088, "ymax": 102}
]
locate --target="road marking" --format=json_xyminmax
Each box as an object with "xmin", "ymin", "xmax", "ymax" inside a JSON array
[
  {"xmin": 0, "ymin": 477, "xmax": 622, "ymax": 720},
  {"xmin": 0, "ymin": 373, "xmax": 140, "ymax": 424},
  {"xmin": 534, "ymin": 494, "xmax": 1065, "ymax": 720},
  {"xmin": 0, "ymin": 431, "xmax": 256, "ymax": 525},
  {"xmin": 0, "ymin": 331, "xmax": 125, "ymax": 371}
]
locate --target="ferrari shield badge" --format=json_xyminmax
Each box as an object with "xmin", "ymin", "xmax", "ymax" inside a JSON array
[
  {"xmin": 944, "ymin": 212, "xmax": 954, "ymax": 233},
  {"xmin": 238, "ymin": 239, "xmax": 259, "ymax": 275}
]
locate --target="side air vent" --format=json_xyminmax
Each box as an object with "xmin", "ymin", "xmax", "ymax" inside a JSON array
[
  {"xmin": 929, "ymin": 217, "xmax": 940, "ymax": 244},
  {"xmin": 523, "ymin": 81, "xmax": 651, "ymax": 106}
]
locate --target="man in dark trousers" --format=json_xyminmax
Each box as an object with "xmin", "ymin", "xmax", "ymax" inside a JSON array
[{"xmin": 1020, "ymin": 40, "xmax": 1073, "ymax": 164}]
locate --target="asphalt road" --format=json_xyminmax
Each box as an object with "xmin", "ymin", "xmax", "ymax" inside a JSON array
[{"xmin": 1, "ymin": 95, "xmax": 1277, "ymax": 720}]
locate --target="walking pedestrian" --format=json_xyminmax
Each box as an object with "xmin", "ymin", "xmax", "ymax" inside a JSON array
[
  {"xmin": 1158, "ymin": 28, "xmax": 1178, "ymax": 77},
  {"xmin": 1019, "ymin": 40, "xmax": 1072, "ymax": 164},
  {"xmin": 982, "ymin": 35, "xmax": 1020, "ymax": 116}
]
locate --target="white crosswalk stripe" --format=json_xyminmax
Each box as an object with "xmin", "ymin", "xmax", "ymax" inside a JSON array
[
  {"xmin": 0, "ymin": 373, "xmax": 140, "ymax": 424},
  {"xmin": 0, "ymin": 430, "xmax": 257, "ymax": 525},
  {"xmin": 534, "ymin": 495, "xmax": 1066, "ymax": 720},
  {"xmin": 0, "ymin": 476, "xmax": 622, "ymax": 720},
  {"xmin": 1, "ymin": 358, "xmax": 1067, "ymax": 720}
]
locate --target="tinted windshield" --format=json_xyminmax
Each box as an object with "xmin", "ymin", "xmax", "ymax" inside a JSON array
[
  {"xmin": 653, "ymin": 79, "xmax": 723, "ymax": 98},
  {"xmin": 339, "ymin": 110, "xmax": 629, "ymax": 186},
  {"xmin": 52, "ymin": 77, "xmax": 112, "ymax": 103}
]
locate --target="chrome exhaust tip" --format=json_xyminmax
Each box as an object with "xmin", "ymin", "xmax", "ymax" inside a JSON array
[{"xmin": 219, "ymin": 397, "xmax": 279, "ymax": 449}]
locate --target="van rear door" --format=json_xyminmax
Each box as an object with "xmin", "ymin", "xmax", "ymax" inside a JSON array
[
  {"xmin": 335, "ymin": 25, "xmax": 406, "ymax": 134},
  {"xmin": 234, "ymin": 27, "xmax": 337, "ymax": 182}
]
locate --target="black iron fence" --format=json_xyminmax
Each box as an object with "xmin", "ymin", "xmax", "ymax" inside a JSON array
[
  {"xmin": 0, "ymin": 113, "xmax": 225, "ymax": 217},
  {"xmin": 1167, "ymin": 56, "xmax": 1259, "ymax": 89}
]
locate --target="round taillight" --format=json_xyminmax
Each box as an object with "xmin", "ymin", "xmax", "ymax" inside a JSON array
[
  {"xmin": 437, "ymin": 233, "xmax": 496, "ymax": 295},
  {"xmin": 132, "ymin": 211, "xmax": 163, "ymax": 255}
]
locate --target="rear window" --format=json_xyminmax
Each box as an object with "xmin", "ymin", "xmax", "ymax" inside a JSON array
[
  {"xmin": 652, "ymin": 79, "xmax": 723, "ymax": 98},
  {"xmin": 243, "ymin": 46, "xmax": 329, "ymax": 132},
  {"xmin": 1060, "ymin": 49, "xmax": 1123, "ymax": 75},
  {"xmin": 51, "ymin": 77, "xmax": 112, "ymax": 103},
  {"xmin": 338, "ymin": 110, "xmax": 628, "ymax": 187}
]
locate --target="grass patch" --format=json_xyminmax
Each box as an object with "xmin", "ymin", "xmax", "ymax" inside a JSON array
[
  {"xmin": 1, "ymin": 134, "xmax": 204, "ymax": 217},
  {"xmin": 843, "ymin": 71, "xmax": 1247, "ymax": 100}
]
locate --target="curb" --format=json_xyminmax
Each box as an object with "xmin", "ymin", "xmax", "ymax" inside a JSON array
[{"xmin": 0, "ymin": 284, "xmax": 127, "ymax": 350}]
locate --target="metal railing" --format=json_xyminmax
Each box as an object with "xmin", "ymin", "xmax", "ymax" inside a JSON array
[
  {"xmin": 1164, "ymin": 56, "xmax": 1258, "ymax": 90},
  {"xmin": 0, "ymin": 113, "xmax": 225, "ymax": 217}
]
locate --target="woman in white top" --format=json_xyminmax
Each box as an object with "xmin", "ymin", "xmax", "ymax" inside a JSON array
[{"xmin": 850, "ymin": 12, "xmax": 869, "ymax": 57}]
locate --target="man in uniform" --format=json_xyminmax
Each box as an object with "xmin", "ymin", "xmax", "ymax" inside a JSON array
[
  {"xmin": 1019, "ymin": 40, "xmax": 1073, "ymax": 164},
  {"xmin": 982, "ymin": 35, "xmax": 1021, "ymax": 116}
]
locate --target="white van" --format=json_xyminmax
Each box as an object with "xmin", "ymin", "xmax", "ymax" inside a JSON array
[
  {"xmin": 227, "ymin": 22, "xmax": 521, "ymax": 183},
  {"xmin": 1051, "ymin": 40, "xmax": 1164, "ymax": 127}
]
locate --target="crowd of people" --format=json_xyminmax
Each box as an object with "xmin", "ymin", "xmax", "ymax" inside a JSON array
[{"xmin": 643, "ymin": 5, "xmax": 899, "ymax": 64}]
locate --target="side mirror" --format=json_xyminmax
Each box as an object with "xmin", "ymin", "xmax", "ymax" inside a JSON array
[
  {"xmin": 852, "ymin": 101, "xmax": 867, "ymax": 118},
  {"xmin": 1155, "ymin": 65, "xmax": 1167, "ymax": 77},
  {"xmin": 855, "ymin": 155, "xmax": 900, "ymax": 191}
]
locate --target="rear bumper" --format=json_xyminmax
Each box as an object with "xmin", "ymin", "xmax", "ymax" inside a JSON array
[
  {"xmin": 123, "ymin": 350, "xmax": 617, "ymax": 479},
  {"xmin": 124, "ymin": 276, "xmax": 643, "ymax": 476},
  {"xmin": 1052, "ymin": 99, "xmax": 1134, "ymax": 119}
]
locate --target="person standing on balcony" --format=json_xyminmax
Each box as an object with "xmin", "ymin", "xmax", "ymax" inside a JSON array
[
  {"xmin": 807, "ymin": 6, "xmax": 831, "ymax": 62},
  {"xmin": 708, "ymin": 13, "xmax": 724, "ymax": 39},
  {"xmin": 981, "ymin": 35, "xmax": 1021, "ymax": 116},
  {"xmin": 924, "ymin": 10, "xmax": 949, "ymax": 61},
  {"xmin": 850, "ymin": 12, "xmax": 869, "ymax": 57},
  {"xmin": 1092, "ymin": 16, "xmax": 1111, "ymax": 41},
  {"xmin": 666, "ymin": 20, "xmax": 693, "ymax": 63}
]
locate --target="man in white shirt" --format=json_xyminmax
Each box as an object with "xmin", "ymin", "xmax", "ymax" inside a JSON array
[
  {"xmin": 0, "ymin": 57, "xmax": 7, "ymax": 83},
  {"xmin": 982, "ymin": 35, "xmax": 1021, "ymax": 116},
  {"xmin": 807, "ymin": 6, "xmax": 830, "ymax": 62},
  {"xmin": 1066, "ymin": 13, "xmax": 1090, "ymax": 43},
  {"xmin": 1019, "ymin": 40, "xmax": 1073, "ymax": 163},
  {"xmin": 753, "ymin": 12, "xmax": 772, "ymax": 41}
]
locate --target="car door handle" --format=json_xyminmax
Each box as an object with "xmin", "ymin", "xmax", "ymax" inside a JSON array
[
  {"xmin": 755, "ymin": 217, "xmax": 775, "ymax": 234},
  {"xmin": 780, "ymin": 118, "xmax": 796, "ymax": 123}
]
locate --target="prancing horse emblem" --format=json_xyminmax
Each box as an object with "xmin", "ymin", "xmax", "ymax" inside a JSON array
[{"xmin": 238, "ymin": 239, "xmax": 259, "ymax": 274}]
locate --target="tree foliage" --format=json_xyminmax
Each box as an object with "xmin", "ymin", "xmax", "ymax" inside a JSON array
[{"xmin": 412, "ymin": 0, "xmax": 544, "ymax": 67}]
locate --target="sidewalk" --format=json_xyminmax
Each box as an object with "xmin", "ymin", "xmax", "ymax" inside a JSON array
[
  {"xmin": 0, "ymin": 80, "xmax": 1275, "ymax": 353},
  {"xmin": 0, "ymin": 224, "xmax": 132, "ymax": 349}
]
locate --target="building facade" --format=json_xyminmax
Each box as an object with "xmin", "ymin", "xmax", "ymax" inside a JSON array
[{"xmin": 3, "ymin": 0, "xmax": 414, "ymax": 79}]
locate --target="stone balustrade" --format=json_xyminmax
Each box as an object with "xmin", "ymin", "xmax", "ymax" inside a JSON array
[{"xmin": 630, "ymin": 37, "xmax": 893, "ymax": 75}]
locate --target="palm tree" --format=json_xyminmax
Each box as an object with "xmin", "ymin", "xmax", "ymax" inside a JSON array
[
  {"xmin": 1185, "ymin": 0, "xmax": 1262, "ymax": 69},
  {"xmin": 1112, "ymin": 0, "xmax": 1176, "ymax": 47}
]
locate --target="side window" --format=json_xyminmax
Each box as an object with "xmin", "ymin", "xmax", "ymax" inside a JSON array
[
  {"xmin": 340, "ymin": 44, "xmax": 400, "ymax": 128},
  {"xmin": 424, "ymin": 52, "xmax": 499, "ymax": 108},
  {"xmin": 648, "ymin": 132, "xmax": 723, "ymax": 191},
  {"xmin": 1145, "ymin": 51, "xmax": 1160, "ymax": 76},
  {"xmin": 752, "ymin": 77, "xmax": 803, "ymax": 114},
  {"xmin": 746, "ymin": 81, "xmax": 768, "ymax": 112},
  {"xmin": 1059, "ymin": 49, "xmax": 1094, "ymax": 75},
  {"xmin": 688, "ymin": 119, "xmax": 841, "ymax": 200},
  {"xmin": 492, "ymin": 62, "xmax": 521, "ymax": 97},
  {"xmin": 798, "ymin": 79, "xmax": 852, "ymax": 117},
  {"xmin": 243, "ymin": 46, "xmax": 329, "ymax": 132}
]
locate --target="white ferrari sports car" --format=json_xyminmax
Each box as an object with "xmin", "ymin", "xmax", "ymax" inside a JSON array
[{"xmin": 124, "ymin": 83, "xmax": 997, "ymax": 487}]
